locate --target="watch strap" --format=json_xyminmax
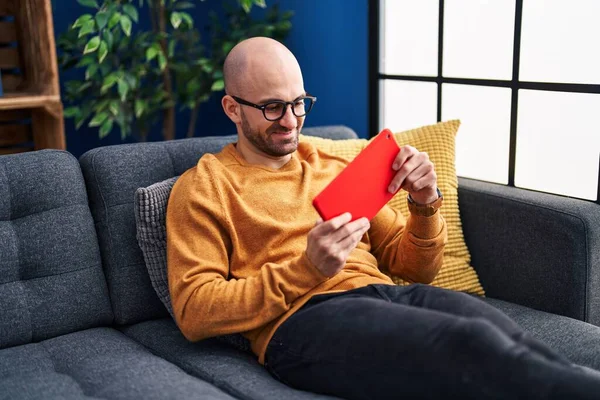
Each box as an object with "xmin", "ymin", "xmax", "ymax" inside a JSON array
[{"xmin": 407, "ymin": 187, "xmax": 443, "ymax": 217}]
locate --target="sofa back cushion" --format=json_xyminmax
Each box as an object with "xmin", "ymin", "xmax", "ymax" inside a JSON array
[
  {"xmin": 0, "ymin": 150, "xmax": 113, "ymax": 349},
  {"xmin": 79, "ymin": 126, "xmax": 357, "ymax": 325}
]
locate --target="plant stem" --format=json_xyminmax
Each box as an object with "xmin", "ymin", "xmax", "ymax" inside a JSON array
[
  {"xmin": 149, "ymin": 0, "xmax": 158, "ymax": 33},
  {"xmin": 157, "ymin": 2, "xmax": 175, "ymax": 140},
  {"xmin": 187, "ymin": 103, "xmax": 200, "ymax": 138}
]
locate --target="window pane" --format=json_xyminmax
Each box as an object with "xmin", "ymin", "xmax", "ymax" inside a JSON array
[
  {"xmin": 520, "ymin": 0, "xmax": 600, "ymax": 84},
  {"xmin": 443, "ymin": 0, "xmax": 515, "ymax": 80},
  {"xmin": 382, "ymin": 0, "xmax": 438, "ymax": 76},
  {"xmin": 516, "ymin": 90, "xmax": 600, "ymax": 200},
  {"xmin": 442, "ymin": 84, "xmax": 512, "ymax": 184},
  {"xmin": 382, "ymin": 80, "xmax": 437, "ymax": 133}
]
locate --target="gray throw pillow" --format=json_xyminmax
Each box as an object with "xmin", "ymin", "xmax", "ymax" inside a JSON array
[
  {"xmin": 134, "ymin": 176, "xmax": 179, "ymax": 317},
  {"xmin": 134, "ymin": 176, "xmax": 251, "ymax": 353}
]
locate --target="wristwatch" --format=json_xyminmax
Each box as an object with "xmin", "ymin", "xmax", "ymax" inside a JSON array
[{"xmin": 407, "ymin": 187, "xmax": 443, "ymax": 217}]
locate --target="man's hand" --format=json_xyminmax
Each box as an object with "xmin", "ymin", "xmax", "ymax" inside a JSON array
[
  {"xmin": 306, "ymin": 213, "xmax": 370, "ymax": 277},
  {"xmin": 388, "ymin": 145, "xmax": 438, "ymax": 205}
]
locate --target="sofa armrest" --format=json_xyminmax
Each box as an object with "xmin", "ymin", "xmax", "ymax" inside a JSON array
[{"xmin": 458, "ymin": 177, "xmax": 600, "ymax": 326}]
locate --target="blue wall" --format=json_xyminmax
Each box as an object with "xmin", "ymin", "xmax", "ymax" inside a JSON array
[{"xmin": 51, "ymin": 0, "xmax": 368, "ymax": 157}]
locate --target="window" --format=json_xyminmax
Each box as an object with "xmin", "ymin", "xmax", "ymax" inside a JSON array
[{"xmin": 370, "ymin": 0, "xmax": 600, "ymax": 203}]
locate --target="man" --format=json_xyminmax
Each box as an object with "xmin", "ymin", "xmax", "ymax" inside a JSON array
[{"xmin": 166, "ymin": 37, "xmax": 600, "ymax": 399}]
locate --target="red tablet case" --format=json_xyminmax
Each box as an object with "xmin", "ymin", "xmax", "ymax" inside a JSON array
[{"xmin": 312, "ymin": 129, "xmax": 400, "ymax": 221}]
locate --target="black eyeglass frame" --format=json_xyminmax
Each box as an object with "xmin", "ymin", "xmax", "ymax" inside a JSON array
[{"xmin": 231, "ymin": 94, "xmax": 317, "ymax": 121}]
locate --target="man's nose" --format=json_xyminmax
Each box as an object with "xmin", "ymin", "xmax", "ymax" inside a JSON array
[{"xmin": 279, "ymin": 104, "xmax": 298, "ymax": 129}]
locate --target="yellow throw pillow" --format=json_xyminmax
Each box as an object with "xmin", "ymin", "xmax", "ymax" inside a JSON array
[
  {"xmin": 300, "ymin": 120, "xmax": 485, "ymax": 296},
  {"xmin": 298, "ymin": 134, "xmax": 367, "ymax": 160}
]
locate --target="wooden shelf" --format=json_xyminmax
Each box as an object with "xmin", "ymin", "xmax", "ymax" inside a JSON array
[
  {"xmin": 0, "ymin": 92, "xmax": 61, "ymax": 111},
  {"xmin": 0, "ymin": 0, "xmax": 65, "ymax": 154}
]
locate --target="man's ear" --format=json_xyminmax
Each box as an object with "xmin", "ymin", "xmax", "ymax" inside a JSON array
[{"xmin": 222, "ymin": 95, "xmax": 241, "ymax": 124}]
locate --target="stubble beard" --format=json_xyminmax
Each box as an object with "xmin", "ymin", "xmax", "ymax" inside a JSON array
[{"xmin": 240, "ymin": 110, "xmax": 299, "ymax": 157}]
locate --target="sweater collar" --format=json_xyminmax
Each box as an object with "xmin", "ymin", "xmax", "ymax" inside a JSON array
[{"xmin": 223, "ymin": 143, "xmax": 299, "ymax": 172}]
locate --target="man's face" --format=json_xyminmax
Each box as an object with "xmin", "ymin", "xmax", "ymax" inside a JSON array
[
  {"xmin": 239, "ymin": 104, "xmax": 304, "ymax": 158},
  {"xmin": 234, "ymin": 51, "xmax": 306, "ymax": 159}
]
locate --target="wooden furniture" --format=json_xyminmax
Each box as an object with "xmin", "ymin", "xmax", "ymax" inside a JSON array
[{"xmin": 0, "ymin": 0, "xmax": 65, "ymax": 155}]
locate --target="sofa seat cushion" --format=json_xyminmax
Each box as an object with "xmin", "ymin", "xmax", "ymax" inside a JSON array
[
  {"xmin": 120, "ymin": 318, "xmax": 341, "ymax": 400},
  {"xmin": 483, "ymin": 297, "xmax": 600, "ymax": 369},
  {"xmin": 120, "ymin": 306, "xmax": 600, "ymax": 400},
  {"xmin": 0, "ymin": 327, "xmax": 234, "ymax": 400},
  {"xmin": 0, "ymin": 150, "xmax": 112, "ymax": 350}
]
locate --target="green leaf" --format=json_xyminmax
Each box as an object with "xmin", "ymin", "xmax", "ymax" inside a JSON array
[
  {"xmin": 211, "ymin": 79, "xmax": 224, "ymax": 92},
  {"xmin": 239, "ymin": 0, "xmax": 252, "ymax": 13},
  {"xmin": 200, "ymin": 62, "xmax": 212, "ymax": 74},
  {"xmin": 186, "ymin": 78, "xmax": 201, "ymax": 93},
  {"xmin": 98, "ymin": 40, "xmax": 108, "ymax": 63},
  {"xmin": 76, "ymin": 56, "xmax": 95, "ymax": 67},
  {"xmin": 108, "ymin": 12, "xmax": 121, "ymax": 29},
  {"xmin": 79, "ymin": 81, "xmax": 93, "ymax": 92},
  {"xmin": 175, "ymin": 1, "xmax": 195, "ymax": 9},
  {"xmin": 75, "ymin": 115, "xmax": 86, "ymax": 130},
  {"xmin": 120, "ymin": 15, "xmax": 132, "ymax": 37},
  {"xmin": 77, "ymin": 0, "xmax": 99, "ymax": 9},
  {"xmin": 103, "ymin": 30, "xmax": 114, "ymax": 50},
  {"xmin": 99, "ymin": 62, "xmax": 111, "ymax": 76},
  {"xmin": 118, "ymin": 79, "xmax": 129, "ymax": 101},
  {"xmin": 170, "ymin": 12, "xmax": 182, "ymax": 29},
  {"xmin": 135, "ymin": 99, "xmax": 146, "ymax": 118},
  {"xmin": 180, "ymin": 12, "xmax": 193, "ymax": 28},
  {"xmin": 94, "ymin": 99, "xmax": 110, "ymax": 112},
  {"xmin": 73, "ymin": 14, "xmax": 93, "ymax": 28},
  {"xmin": 95, "ymin": 11, "xmax": 108, "ymax": 30},
  {"xmin": 101, "ymin": 74, "xmax": 119, "ymax": 93},
  {"xmin": 78, "ymin": 20, "xmax": 96, "ymax": 38},
  {"xmin": 168, "ymin": 40, "xmax": 176, "ymax": 58},
  {"xmin": 63, "ymin": 106, "xmax": 81, "ymax": 118},
  {"xmin": 254, "ymin": 0, "xmax": 267, "ymax": 8},
  {"xmin": 146, "ymin": 45, "xmax": 159, "ymax": 61},
  {"xmin": 157, "ymin": 51, "xmax": 167, "ymax": 71},
  {"xmin": 222, "ymin": 41, "xmax": 234, "ymax": 55},
  {"xmin": 124, "ymin": 73, "xmax": 137, "ymax": 90},
  {"xmin": 83, "ymin": 36, "xmax": 101, "ymax": 54},
  {"xmin": 109, "ymin": 100, "xmax": 120, "ymax": 116},
  {"xmin": 122, "ymin": 4, "xmax": 139, "ymax": 23},
  {"xmin": 277, "ymin": 21, "xmax": 292, "ymax": 31},
  {"xmin": 99, "ymin": 118, "xmax": 114, "ymax": 138},
  {"xmin": 89, "ymin": 112, "xmax": 109, "ymax": 127},
  {"xmin": 85, "ymin": 63, "xmax": 98, "ymax": 80}
]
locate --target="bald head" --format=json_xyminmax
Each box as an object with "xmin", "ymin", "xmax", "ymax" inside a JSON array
[{"xmin": 223, "ymin": 37, "xmax": 303, "ymax": 97}]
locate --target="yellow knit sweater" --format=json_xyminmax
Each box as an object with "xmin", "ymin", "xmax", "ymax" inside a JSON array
[{"xmin": 166, "ymin": 141, "xmax": 447, "ymax": 364}]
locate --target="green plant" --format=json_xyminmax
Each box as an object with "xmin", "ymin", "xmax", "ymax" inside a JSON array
[{"xmin": 58, "ymin": 0, "xmax": 292, "ymax": 141}]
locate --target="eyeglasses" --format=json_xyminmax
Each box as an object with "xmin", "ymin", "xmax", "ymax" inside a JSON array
[{"xmin": 231, "ymin": 94, "xmax": 317, "ymax": 121}]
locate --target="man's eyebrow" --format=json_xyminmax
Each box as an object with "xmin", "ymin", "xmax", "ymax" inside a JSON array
[{"xmin": 257, "ymin": 93, "xmax": 306, "ymax": 103}]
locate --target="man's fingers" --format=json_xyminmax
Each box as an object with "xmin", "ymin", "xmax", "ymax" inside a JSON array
[
  {"xmin": 401, "ymin": 162, "xmax": 435, "ymax": 193},
  {"xmin": 337, "ymin": 221, "xmax": 371, "ymax": 251},
  {"xmin": 392, "ymin": 145, "xmax": 417, "ymax": 171},
  {"xmin": 334, "ymin": 217, "xmax": 369, "ymax": 243},
  {"xmin": 314, "ymin": 215, "xmax": 369, "ymax": 242},
  {"xmin": 315, "ymin": 212, "xmax": 352, "ymax": 233},
  {"xmin": 389, "ymin": 152, "xmax": 431, "ymax": 193}
]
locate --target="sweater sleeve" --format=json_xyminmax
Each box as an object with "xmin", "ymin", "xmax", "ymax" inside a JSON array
[
  {"xmin": 368, "ymin": 203, "xmax": 448, "ymax": 284},
  {"xmin": 166, "ymin": 165, "xmax": 328, "ymax": 342}
]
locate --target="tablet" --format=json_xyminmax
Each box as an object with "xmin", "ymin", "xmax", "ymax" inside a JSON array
[{"xmin": 312, "ymin": 129, "xmax": 400, "ymax": 221}]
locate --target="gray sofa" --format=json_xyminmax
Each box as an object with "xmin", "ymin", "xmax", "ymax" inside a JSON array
[{"xmin": 1, "ymin": 125, "xmax": 599, "ymax": 399}]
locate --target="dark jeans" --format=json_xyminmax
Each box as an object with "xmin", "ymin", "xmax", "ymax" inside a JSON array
[{"xmin": 265, "ymin": 284, "xmax": 600, "ymax": 400}]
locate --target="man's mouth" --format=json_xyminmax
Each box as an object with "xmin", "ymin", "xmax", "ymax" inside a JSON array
[{"xmin": 271, "ymin": 130, "xmax": 294, "ymax": 136}]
